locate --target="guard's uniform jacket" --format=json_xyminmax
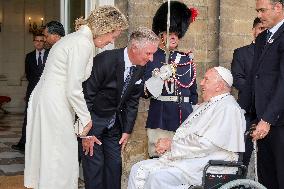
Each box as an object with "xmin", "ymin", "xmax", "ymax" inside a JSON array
[{"xmin": 144, "ymin": 48, "xmax": 198, "ymax": 131}]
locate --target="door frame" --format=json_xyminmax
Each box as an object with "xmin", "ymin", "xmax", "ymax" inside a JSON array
[{"xmin": 60, "ymin": 0, "xmax": 114, "ymax": 34}]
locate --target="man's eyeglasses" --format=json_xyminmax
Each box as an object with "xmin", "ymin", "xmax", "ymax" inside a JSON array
[{"xmin": 34, "ymin": 40, "xmax": 45, "ymax": 43}]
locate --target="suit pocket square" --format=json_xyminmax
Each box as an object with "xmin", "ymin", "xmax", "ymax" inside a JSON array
[{"xmin": 135, "ymin": 79, "xmax": 142, "ymax": 84}]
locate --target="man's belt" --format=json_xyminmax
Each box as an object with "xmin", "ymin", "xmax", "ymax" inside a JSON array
[{"xmin": 155, "ymin": 95, "xmax": 190, "ymax": 103}]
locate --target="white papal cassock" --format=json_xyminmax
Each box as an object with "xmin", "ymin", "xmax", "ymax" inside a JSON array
[
  {"xmin": 128, "ymin": 93, "xmax": 246, "ymax": 189},
  {"xmin": 24, "ymin": 25, "xmax": 94, "ymax": 189}
]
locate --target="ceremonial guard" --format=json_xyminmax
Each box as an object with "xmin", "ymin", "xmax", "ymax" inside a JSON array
[{"xmin": 144, "ymin": 1, "xmax": 198, "ymax": 157}]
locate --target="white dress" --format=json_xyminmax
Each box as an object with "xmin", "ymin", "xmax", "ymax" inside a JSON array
[
  {"xmin": 24, "ymin": 25, "xmax": 94, "ymax": 189},
  {"xmin": 128, "ymin": 94, "xmax": 246, "ymax": 189}
]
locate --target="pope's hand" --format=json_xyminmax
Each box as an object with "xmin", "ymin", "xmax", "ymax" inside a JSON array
[
  {"xmin": 82, "ymin": 136, "xmax": 102, "ymax": 156},
  {"xmin": 155, "ymin": 138, "xmax": 172, "ymax": 155}
]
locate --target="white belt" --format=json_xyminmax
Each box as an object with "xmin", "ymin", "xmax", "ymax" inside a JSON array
[{"xmin": 155, "ymin": 96, "xmax": 190, "ymax": 103}]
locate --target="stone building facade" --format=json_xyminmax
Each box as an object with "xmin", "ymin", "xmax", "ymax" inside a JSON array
[{"xmin": 0, "ymin": 0, "xmax": 257, "ymax": 187}]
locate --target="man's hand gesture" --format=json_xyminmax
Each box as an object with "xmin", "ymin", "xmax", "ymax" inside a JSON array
[
  {"xmin": 82, "ymin": 136, "xmax": 102, "ymax": 156},
  {"xmin": 119, "ymin": 133, "xmax": 130, "ymax": 151}
]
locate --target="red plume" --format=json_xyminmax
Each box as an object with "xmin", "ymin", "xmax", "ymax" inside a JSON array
[{"xmin": 189, "ymin": 7, "xmax": 198, "ymax": 23}]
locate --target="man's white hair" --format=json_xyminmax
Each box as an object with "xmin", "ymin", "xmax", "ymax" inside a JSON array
[{"xmin": 128, "ymin": 27, "xmax": 159, "ymax": 48}]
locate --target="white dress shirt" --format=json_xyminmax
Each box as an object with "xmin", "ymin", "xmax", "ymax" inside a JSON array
[
  {"xmin": 268, "ymin": 18, "xmax": 284, "ymax": 40},
  {"xmin": 36, "ymin": 49, "xmax": 45, "ymax": 65},
  {"xmin": 123, "ymin": 48, "xmax": 136, "ymax": 81}
]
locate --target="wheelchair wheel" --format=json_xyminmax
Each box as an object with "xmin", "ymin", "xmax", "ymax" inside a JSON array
[{"xmin": 219, "ymin": 179, "xmax": 267, "ymax": 189}]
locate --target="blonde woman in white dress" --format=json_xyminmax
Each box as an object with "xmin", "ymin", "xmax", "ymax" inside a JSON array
[{"xmin": 24, "ymin": 6, "xmax": 128, "ymax": 189}]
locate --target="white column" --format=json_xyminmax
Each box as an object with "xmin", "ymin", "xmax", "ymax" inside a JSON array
[
  {"xmin": 60, "ymin": 0, "xmax": 68, "ymax": 34},
  {"xmin": 97, "ymin": 0, "xmax": 114, "ymax": 6},
  {"xmin": 85, "ymin": 0, "xmax": 93, "ymax": 18}
]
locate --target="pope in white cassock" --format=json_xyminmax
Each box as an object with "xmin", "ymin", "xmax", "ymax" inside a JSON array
[{"xmin": 127, "ymin": 66, "xmax": 246, "ymax": 189}]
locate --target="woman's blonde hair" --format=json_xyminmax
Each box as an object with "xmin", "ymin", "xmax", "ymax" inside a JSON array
[{"xmin": 75, "ymin": 5, "xmax": 128, "ymax": 36}]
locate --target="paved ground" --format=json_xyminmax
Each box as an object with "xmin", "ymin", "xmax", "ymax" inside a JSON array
[
  {"xmin": 0, "ymin": 113, "xmax": 85, "ymax": 188},
  {"xmin": 0, "ymin": 113, "xmax": 24, "ymax": 176}
]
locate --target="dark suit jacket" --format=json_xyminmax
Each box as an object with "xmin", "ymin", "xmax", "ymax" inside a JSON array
[
  {"xmin": 251, "ymin": 25, "xmax": 284, "ymax": 126},
  {"xmin": 231, "ymin": 43, "xmax": 255, "ymax": 113},
  {"xmin": 25, "ymin": 49, "xmax": 48, "ymax": 99},
  {"xmin": 83, "ymin": 48, "xmax": 144, "ymax": 134}
]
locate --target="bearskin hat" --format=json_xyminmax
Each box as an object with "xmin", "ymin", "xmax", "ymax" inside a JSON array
[{"xmin": 152, "ymin": 1, "xmax": 191, "ymax": 39}]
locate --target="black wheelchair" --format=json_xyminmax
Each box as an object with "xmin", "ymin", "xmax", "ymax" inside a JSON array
[
  {"xmin": 189, "ymin": 159, "xmax": 266, "ymax": 189},
  {"xmin": 188, "ymin": 125, "xmax": 267, "ymax": 189}
]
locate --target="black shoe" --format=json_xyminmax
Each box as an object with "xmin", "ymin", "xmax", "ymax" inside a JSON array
[{"xmin": 11, "ymin": 144, "xmax": 25, "ymax": 152}]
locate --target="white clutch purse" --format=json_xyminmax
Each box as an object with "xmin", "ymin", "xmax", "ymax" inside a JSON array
[{"xmin": 74, "ymin": 118, "xmax": 84, "ymax": 135}]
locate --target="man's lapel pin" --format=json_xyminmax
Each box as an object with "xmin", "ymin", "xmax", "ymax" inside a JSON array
[{"xmin": 268, "ymin": 38, "xmax": 274, "ymax": 44}]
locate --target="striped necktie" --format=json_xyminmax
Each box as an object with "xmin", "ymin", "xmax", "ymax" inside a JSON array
[
  {"xmin": 107, "ymin": 66, "xmax": 134, "ymax": 129},
  {"xmin": 121, "ymin": 66, "xmax": 134, "ymax": 97}
]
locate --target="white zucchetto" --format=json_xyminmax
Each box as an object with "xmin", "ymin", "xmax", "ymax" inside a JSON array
[{"xmin": 214, "ymin": 66, "xmax": 233, "ymax": 87}]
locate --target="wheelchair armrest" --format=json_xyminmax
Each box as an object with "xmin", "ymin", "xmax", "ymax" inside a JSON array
[
  {"xmin": 204, "ymin": 160, "xmax": 247, "ymax": 174},
  {"xmin": 203, "ymin": 160, "xmax": 247, "ymax": 181},
  {"xmin": 207, "ymin": 160, "xmax": 243, "ymax": 167}
]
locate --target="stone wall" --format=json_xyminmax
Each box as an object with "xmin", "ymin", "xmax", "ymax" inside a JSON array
[{"xmin": 219, "ymin": 0, "xmax": 256, "ymax": 69}]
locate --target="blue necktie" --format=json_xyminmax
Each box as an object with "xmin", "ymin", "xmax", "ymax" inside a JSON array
[
  {"xmin": 107, "ymin": 66, "xmax": 134, "ymax": 129},
  {"xmin": 121, "ymin": 66, "xmax": 134, "ymax": 97}
]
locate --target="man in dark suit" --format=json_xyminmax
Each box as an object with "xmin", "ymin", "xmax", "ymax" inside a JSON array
[
  {"xmin": 251, "ymin": 0, "xmax": 284, "ymax": 188},
  {"xmin": 12, "ymin": 33, "xmax": 48, "ymax": 152},
  {"xmin": 231, "ymin": 17, "xmax": 266, "ymax": 167},
  {"xmin": 12, "ymin": 21, "xmax": 65, "ymax": 152},
  {"xmin": 81, "ymin": 27, "xmax": 159, "ymax": 189}
]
